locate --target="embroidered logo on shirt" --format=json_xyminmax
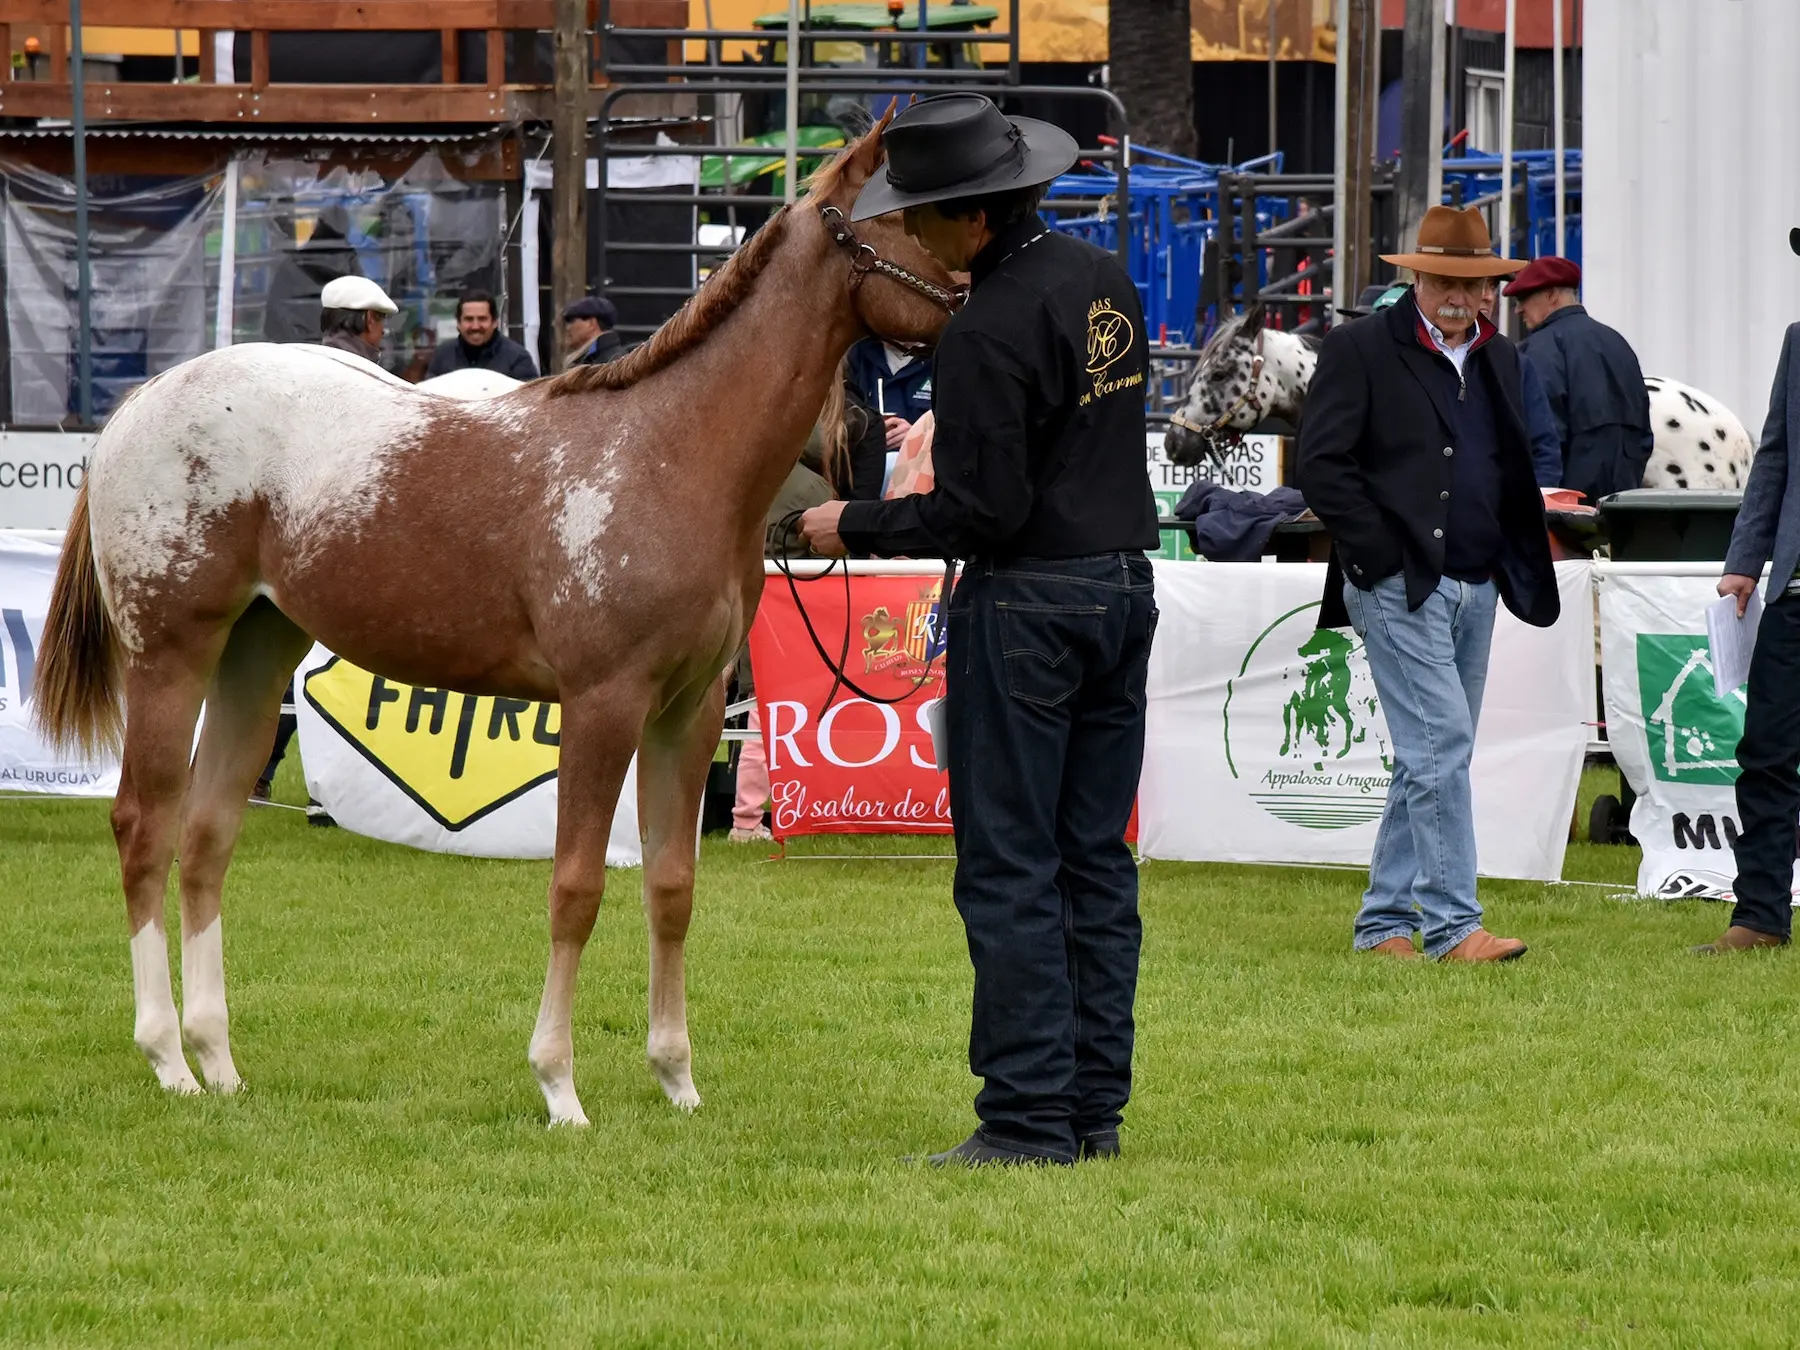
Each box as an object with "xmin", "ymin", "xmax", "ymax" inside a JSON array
[
  {"xmin": 1082, "ymin": 298, "xmax": 1145, "ymax": 406},
  {"xmin": 1085, "ymin": 299, "xmax": 1134, "ymax": 375}
]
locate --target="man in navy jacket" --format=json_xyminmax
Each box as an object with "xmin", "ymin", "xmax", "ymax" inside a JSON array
[{"xmin": 1704, "ymin": 230, "xmax": 1800, "ymax": 953}]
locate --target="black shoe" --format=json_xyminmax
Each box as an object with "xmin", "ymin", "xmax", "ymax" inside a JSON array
[
  {"xmin": 250, "ymin": 779, "xmax": 272, "ymax": 802},
  {"xmin": 305, "ymin": 799, "xmax": 337, "ymax": 829},
  {"xmin": 920, "ymin": 1131, "xmax": 1072, "ymax": 1167},
  {"xmin": 1077, "ymin": 1129, "xmax": 1120, "ymax": 1161}
]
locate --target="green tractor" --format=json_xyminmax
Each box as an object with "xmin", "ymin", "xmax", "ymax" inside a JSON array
[{"xmin": 699, "ymin": 3, "xmax": 1001, "ymax": 202}]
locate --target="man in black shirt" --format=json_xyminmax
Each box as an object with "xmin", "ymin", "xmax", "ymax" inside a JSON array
[{"xmin": 800, "ymin": 95, "xmax": 1159, "ymax": 1167}]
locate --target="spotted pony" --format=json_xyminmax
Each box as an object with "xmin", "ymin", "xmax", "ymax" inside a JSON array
[{"xmin": 1163, "ymin": 303, "xmax": 1754, "ymax": 491}]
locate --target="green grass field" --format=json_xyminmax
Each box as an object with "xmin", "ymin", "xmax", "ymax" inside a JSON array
[{"xmin": 4, "ymin": 766, "xmax": 1799, "ymax": 1348}]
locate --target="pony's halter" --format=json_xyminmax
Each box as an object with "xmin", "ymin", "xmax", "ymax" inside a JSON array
[
  {"xmin": 1169, "ymin": 326, "xmax": 1267, "ymax": 450},
  {"xmin": 818, "ymin": 205, "xmax": 967, "ymax": 353}
]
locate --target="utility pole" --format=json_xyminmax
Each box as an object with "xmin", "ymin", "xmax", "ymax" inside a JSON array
[
  {"xmin": 1396, "ymin": 0, "xmax": 1446, "ymax": 249},
  {"xmin": 1266, "ymin": 0, "xmax": 1278, "ymax": 161},
  {"xmin": 1332, "ymin": 0, "xmax": 1379, "ymax": 312},
  {"xmin": 552, "ymin": 0, "xmax": 589, "ymax": 362},
  {"xmin": 71, "ymin": 0, "xmax": 92, "ymax": 422}
]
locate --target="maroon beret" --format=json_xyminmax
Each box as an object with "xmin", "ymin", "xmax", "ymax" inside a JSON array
[{"xmin": 1502, "ymin": 255, "xmax": 1582, "ymax": 297}]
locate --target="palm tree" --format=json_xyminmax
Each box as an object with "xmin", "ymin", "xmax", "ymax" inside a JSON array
[{"xmin": 1107, "ymin": 0, "xmax": 1196, "ymax": 157}]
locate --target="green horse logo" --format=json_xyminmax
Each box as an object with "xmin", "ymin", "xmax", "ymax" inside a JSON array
[
  {"xmin": 1225, "ymin": 603, "xmax": 1392, "ymax": 830},
  {"xmin": 1281, "ymin": 629, "xmax": 1365, "ymax": 767}
]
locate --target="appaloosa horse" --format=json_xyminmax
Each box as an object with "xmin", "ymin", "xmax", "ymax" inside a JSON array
[
  {"xmin": 33, "ymin": 114, "xmax": 957, "ymax": 1125},
  {"xmin": 1162, "ymin": 303, "xmax": 1754, "ymax": 490}
]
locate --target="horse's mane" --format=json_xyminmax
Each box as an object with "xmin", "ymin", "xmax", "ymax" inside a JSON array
[
  {"xmin": 543, "ymin": 205, "xmax": 795, "ymax": 397},
  {"xmin": 541, "ymin": 135, "xmax": 877, "ymax": 398}
]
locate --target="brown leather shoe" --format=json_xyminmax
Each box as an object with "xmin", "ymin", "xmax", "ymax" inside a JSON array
[
  {"xmin": 1367, "ymin": 936, "xmax": 1421, "ymax": 960},
  {"xmin": 1692, "ymin": 925, "xmax": 1790, "ymax": 955},
  {"xmin": 1440, "ymin": 929, "xmax": 1527, "ymax": 963}
]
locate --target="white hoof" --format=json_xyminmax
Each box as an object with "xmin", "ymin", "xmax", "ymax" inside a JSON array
[
  {"xmin": 184, "ymin": 1023, "xmax": 240, "ymax": 1094},
  {"xmin": 649, "ymin": 1045, "xmax": 701, "ymax": 1111},
  {"xmin": 137, "ymin": 1021, "xmax": 201, "ymax": 1095},
  {"xmin": 155, "ymin": 1062, "xmax": 205, "ymax": 1095},
  {"xmin": 543, "ymin": 1084, "xmax": 591, "ymax": 1128}
]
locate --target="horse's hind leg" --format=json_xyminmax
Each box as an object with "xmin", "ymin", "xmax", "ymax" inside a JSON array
[
  {"xmin": 115, "ymin": 652, "xmax": 211, "ymax": 1095},
  {"xmin": 529, "ymin": 682, "xmax": 648, "ymax": 1127},
  {"xmin": 635, "ymin": 674, "xmax": 727, "ymax": 1111},
  {"xmin": 177, "ymin": 600, "xmax": 312, "ymax": 1092}
]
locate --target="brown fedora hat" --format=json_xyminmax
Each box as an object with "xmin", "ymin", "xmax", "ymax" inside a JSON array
[{"xmin": 1380, "ymin": 204, "xmax": 1528, "ymax": 278}]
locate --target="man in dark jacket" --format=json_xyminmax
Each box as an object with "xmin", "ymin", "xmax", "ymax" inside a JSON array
[
  {"xmin": 1505, "ymin": 256, "xmax": 1652, "ymax": 500},
  {"xmin": 798, "ymin": 95, "xmax": 1159, "ymax": 1168},
  {"xmin": 562, "ymin": 295, "xmax": 626, "ymax": 369},
  {"xmin": 426, "ymin": 289, "xmax": 539, "ymax": 380},
  {"xmin": 846, "ymin": 335, "xmax": 934, "ymax": 450},
  {"xmin": 1703, "ymin": 230, "xmax": 1800, "ymax": 953},
  {"xmin": 1298, "ymin": 205, "xmax": 1559, "ymax": 965}
]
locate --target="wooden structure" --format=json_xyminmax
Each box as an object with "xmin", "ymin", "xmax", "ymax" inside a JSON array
[{"xmin": 0, "ymin": 0, "xmax": 686, "ymax": 123}]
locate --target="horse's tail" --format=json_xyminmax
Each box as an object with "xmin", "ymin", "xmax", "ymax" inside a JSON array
[{"xmin": 33, "ymin": 480, "xmax": 124, "ymax": 757}]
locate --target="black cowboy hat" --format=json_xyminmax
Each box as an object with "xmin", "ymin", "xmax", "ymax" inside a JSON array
[{"xmin": 852, "ymin": 94, "xmax": 1079, "ymax": 223}]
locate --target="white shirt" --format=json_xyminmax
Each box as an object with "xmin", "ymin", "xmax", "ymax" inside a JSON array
[{"xmin": 1421, "ymin": 313, "xmax": 1474, "ymax": 377}]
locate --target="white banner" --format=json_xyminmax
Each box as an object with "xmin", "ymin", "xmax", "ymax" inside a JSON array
[
  {"xmin": 1138, "ymin": 560, "xmax": 1594, "ymax": 881},
  {"xmin": 0, "ymin": 530, "xmax": 119, "ymax": 795},
  {"xmin": 1596, "ymin": 565, "xmax": 1780, "ymax": 900},
  {"xmin": 0, "ymin": 432, "xmax": 95, "ymax": 530},
  {"xmin": 293, "ymin": 644, "xmax": 642, "ymax": 865}
]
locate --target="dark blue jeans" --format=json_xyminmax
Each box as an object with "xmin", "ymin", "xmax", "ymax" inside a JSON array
[{"xmin": 945, "ymin": 552, "xmax": 1156, "ymax": 1161}]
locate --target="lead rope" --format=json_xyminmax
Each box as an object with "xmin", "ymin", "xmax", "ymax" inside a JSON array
[{"xmin": 771, "ymin": 509, "xmax": 957, "ymax": 719}]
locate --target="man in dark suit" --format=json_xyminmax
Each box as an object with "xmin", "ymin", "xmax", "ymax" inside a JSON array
[
  {"xmin": 1298, "ymin": 206, "xmax": 1560, "ymax": 963},
  {"xmin": 1701, "ymin": 228, "xmax": 1800, "ymax": 954}
]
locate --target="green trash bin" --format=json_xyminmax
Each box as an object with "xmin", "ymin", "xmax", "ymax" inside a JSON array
[
  {"xmin": 1596, "ymin": 488, "xmax": 1744, "ymax": 562},
  {"xmin": 1591, "ymin": 488, "xmax": 1744, "ymax": 844}
]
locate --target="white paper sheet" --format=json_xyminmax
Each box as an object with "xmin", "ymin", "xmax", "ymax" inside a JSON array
[{"xmin": 1705, "ymin": 590, "xmax": 1763, "ymax": 698}]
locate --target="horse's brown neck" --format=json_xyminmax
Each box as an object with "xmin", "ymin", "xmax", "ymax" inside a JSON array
[{"xmin": 666, "ymin": 208, "xmax": 868, "ymax": 525}]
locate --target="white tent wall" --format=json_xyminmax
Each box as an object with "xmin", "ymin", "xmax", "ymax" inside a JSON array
[{"xmin": 1583, "ymin": 0, "xmax": 1800, "ymax": 443}]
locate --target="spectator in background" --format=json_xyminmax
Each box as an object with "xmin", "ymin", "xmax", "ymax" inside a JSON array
[
  {"xmin": 1481, "ymin": 279, "xmax": 1563, "ymax": 488},
  {"xmin": 251, "ymin": 277, "xmax": 400, "ymax": 820},
  {"xmin": 563, "ymin": 295, "xmax": 626, "ymax": 369},
  {"xmin": 1504, "ymin": 257, "xmax": 1652, "ymax": 500},
  {"xmin": 1299, "ymin": 206, "xmax": 1558, "ymax": 964},
  {"xmin": 730, "ymin": 365, "xmax": 876, "ymax": 843},
  {"xmin": 426, "ymin": 289, "xmax": 539, "ymax": 380},
  {"xmin": 846, "ymin": 335, "xmax": 933, "ymax": 452},
  {"xmin": 316, "ymin": 275, "xmax": 397, "ymax": 364}
]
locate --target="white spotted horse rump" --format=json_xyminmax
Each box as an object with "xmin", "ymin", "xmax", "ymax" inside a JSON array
[
  {"xmin": 416, "ymin": 368, "xmax": 524, "ymax": 401},
  {"xmin": 1642, "ymin": 377, "xmax": 1753, "ymax": 491}
]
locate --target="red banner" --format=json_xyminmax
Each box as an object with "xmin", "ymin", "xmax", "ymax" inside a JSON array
[{"xmin": 748, "ymin": 570, "xmax": 951, "ymax": 839}]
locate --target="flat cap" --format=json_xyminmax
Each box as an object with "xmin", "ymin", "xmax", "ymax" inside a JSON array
[
  {"xmin": 1502, "ymin": 255, "xmax": 1581, "ymax": 297},
  {"xmin": 320, "ymin": 275, "xmax": 398, "ymax": 314},
  {"xmin": 562, "ymin": 295, "xmax": 618, "ymax": 327}
]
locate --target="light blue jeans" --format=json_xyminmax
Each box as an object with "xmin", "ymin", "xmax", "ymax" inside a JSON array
[{"xmin": 1342, "ymin": 575, "xmax": 1498, "ymax": 957}]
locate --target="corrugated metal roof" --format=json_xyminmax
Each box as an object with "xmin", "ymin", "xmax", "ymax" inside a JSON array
[
  {"xmin": 1585, "ymin": 0, "xmax": 1800, "ymax": 434},
  {"xmin": 0, "ymin": 127, "xmax": 505, "ymax": 143}
]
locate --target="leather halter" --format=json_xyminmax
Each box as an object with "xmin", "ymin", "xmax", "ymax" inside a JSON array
[
  {"xmin": 818, "ymin": 204, "xmax": 966, "ymax": 353},
  {"xmin": 1169, "ymin": 326, "xmax": 1267, "ymax": 441}
]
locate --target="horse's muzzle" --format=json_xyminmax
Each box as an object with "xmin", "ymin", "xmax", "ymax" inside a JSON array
[{"xmin": 1162, "ymin": 421, "xmax": 1207, "ymax": 466}]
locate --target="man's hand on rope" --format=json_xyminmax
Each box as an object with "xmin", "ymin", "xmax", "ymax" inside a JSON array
[{"xmin": 798, "ymin": 501, "xmax": 850, "ymax": 558}]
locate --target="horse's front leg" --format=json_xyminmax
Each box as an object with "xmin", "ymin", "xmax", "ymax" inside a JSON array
[
  {"xmin": 528, "ymin": 682, "xmax": 645, "ymax": 1127},
  {"xmin": 634, "ymin": 674, "xmax": 728, "ymax": 1111}
]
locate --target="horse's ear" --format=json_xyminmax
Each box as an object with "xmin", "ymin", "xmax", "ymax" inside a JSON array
[
  {"xmin": 845, "ymin": 102, "xmax": 896, "ymax": 178},
  {"xmin": 1242, "ymin": 302, "xmax": 1266, "ymax": 336}
]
